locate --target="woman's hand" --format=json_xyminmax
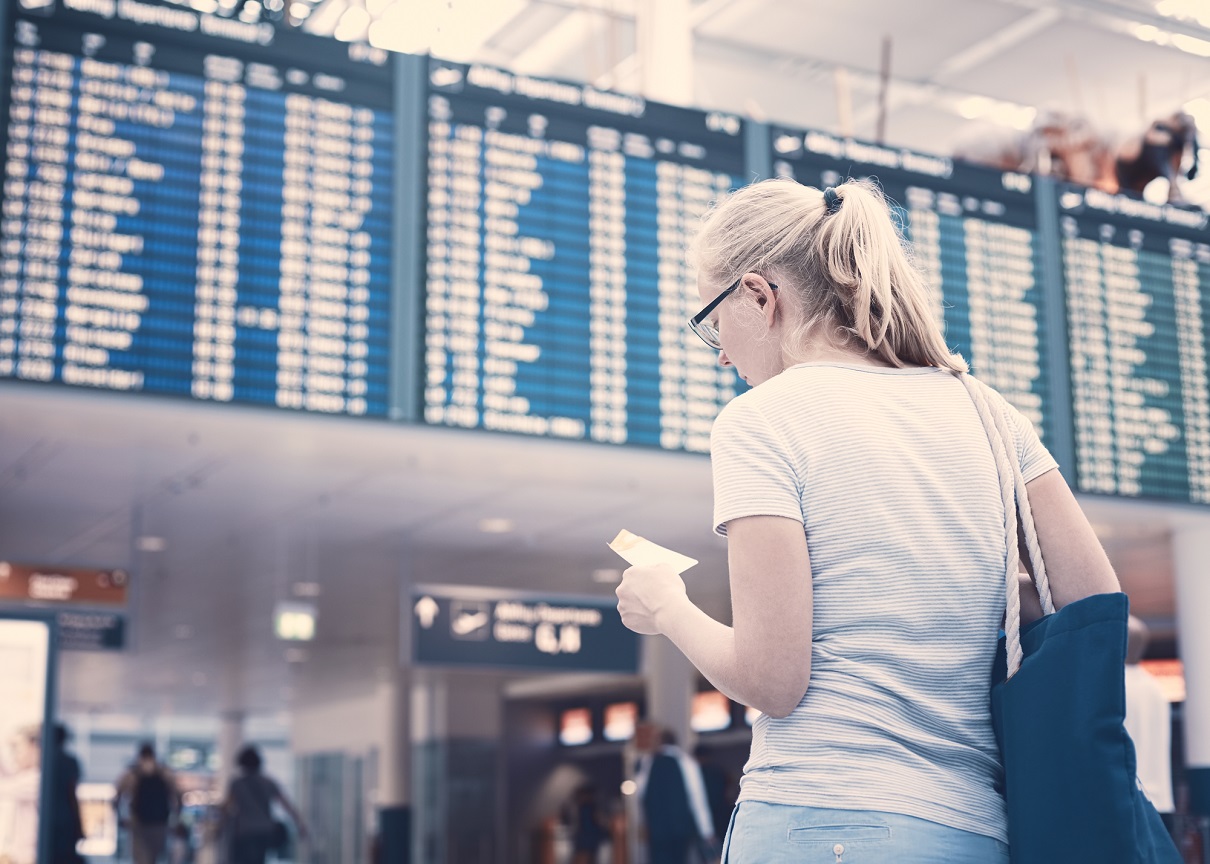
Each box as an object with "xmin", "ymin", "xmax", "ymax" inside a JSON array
[{"xmin": 615, "ymin": 563, "xmax": 688, "ymax": 635}]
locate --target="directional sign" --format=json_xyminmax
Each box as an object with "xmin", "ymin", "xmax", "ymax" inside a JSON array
[
  {"xmin": 411, "ymin": 584, "xmax": 640, "ymax": 673},
  {"xmin": 0, "ymin": 562, "xmax": 128, "ymax": 606},
  {"xmin": 57, "ymin": 611, "xmax": 125, "ymax": 652}
]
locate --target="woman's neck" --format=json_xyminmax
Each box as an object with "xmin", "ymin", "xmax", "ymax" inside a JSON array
[{"xmin": 783, "ymin": 341, "xmax": 899, "ymax": 370}]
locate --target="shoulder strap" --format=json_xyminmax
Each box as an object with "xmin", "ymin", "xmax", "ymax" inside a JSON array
[{"xmin": 958, "ymin": 373, "xmax": 1056, "ymax": 678}]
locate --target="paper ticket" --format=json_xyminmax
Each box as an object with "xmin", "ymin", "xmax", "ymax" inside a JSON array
[{"xmin": 607, "ymin": 529, "xmax": 698, "ymax": 575}]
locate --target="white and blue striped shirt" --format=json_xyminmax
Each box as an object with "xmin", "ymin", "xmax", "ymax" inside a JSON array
[{"xmin": 711, "ymin": 362, "xmax": 1057, "ymax": 843}]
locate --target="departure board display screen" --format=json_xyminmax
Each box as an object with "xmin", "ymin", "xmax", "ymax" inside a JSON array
[
  {"xmin": 0, "ymin": 0, "xmax": 394, "ymax": 415},
  {"xmin": 423, "ymin": 60, "xmax": 746, "ymax": 453},
  {"xmin": 1058, "ymin": 185, "xmax": 1210, "ymax": 502},
  {"xmin": 771, "ymin": 127, "xmax": 1053, "ymax": 444}
]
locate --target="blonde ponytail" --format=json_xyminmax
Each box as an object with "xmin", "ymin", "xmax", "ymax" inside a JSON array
[{"xmin": 691, "ymin": 177, "xmax": 967, "ymax": 374}]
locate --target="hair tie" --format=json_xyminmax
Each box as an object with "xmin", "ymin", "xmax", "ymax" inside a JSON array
[{"xmin": 823, "ymin": 186, "xmax": 842, "ymax": 214}]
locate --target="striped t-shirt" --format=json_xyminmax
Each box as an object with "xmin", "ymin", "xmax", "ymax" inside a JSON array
[{"xmin": 710, "ymin": 362, "xmax": 1057, "ymax": 843}]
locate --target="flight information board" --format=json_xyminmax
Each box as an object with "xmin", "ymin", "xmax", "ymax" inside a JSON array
[
  {"xmin": 1058, "ymin": 185, "xmax": 1210, "ymax": 502},
  {"xmin": 423, "ymin": 60, "xmax": 747, "ymax": 453},
  {"xmin": 771, "ymin": 127, "xmax": 1053, "ymax": 445},
  {"xmin": 0, "ymin": 0, "xmax": 394, "ymax": 415}
]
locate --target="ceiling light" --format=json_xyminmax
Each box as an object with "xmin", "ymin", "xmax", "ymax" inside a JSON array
[
  {"xmin": 304, "ymin": 0, "xmax": 346, "ymax": 36},
  {"xmin": 1171, "ymin": 33, "xmax": 1210, "ymax": 57},
  {"xmin": 478, "ymin": 517, "xmax": 514, "ymax": 534},
  {"xmin": 333, "ymin": 4, "xmax": 370, "ymax": 41},
  {"xmin": 1155, "ymin": 0, "xmax": 1210, "ymax": 27},
  {"xmin": 275, "ymin": 601, "xmax": 317, "ymax": 641},
  {"xmin": 136, "ymin": 536, "xmax": 167, "ymax": 552}
]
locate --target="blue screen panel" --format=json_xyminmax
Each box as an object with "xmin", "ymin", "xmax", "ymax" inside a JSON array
[
  {"xmin": 0, "ymin": 0, "xmax": 394, "ymax": 416},
  {"xmin": 423, "ymin": 60, "xmax": 747, "ymax": 453},
  {"xmin": 1056, "ymin": 185, "xmax": 1210, "ymax": 502}
]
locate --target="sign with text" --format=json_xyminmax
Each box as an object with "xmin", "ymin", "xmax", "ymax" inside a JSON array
[
  {"xmin": 57, "ymin": 611, "xmax": 125, "ymax": 652},
  {"xmin": 0, "ymin": 562, "xmax": 128, "ymax": 606},
  {"xmin": 412, "ymin": 584, "xmax": 639, "ymax": 673}
]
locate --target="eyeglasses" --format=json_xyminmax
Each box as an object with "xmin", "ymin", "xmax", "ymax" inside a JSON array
[{"xmin": 687, "ymin": 277, "xmax": 779, "ymax": 350}]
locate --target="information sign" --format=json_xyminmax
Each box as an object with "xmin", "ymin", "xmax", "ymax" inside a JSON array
[
  {"xmin": 423, "ymin": 60, "xmax": 747, "ymax": 452},
  {"xmin": 412, "ymin": 584, "xmax": 639, "ymax": 673},
  {"xmin": 0, "ymin": 0, "xmax": 395, "ymax": 414}
]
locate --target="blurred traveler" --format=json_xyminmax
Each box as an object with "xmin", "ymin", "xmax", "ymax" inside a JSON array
[
  {"xmin": 50, "ymin": 724, "xmax": 85, "ymax": 864},
  {"xmin": 0, "ymin": 724, "xmax": 42, "ymax": 864},
  {"xmin": 221, "ymin": 745, "xmax": 307, "ymax": 864},
  {"xmin": 691, "ymin": 745, "xmax": 730, "ymax": 856},
  {"xmin": 614, "ymin": 177, "xmax": 1122, "ymax": 861},
  {"xmin": 565, "ymin": 783, "xmax": 607, "ymax": 864},
  {"xmin": 633, "ymin": 723, "xmax": 713, "ymax": 864},
  {"xmin": 115, "ymin": 743, "xmax": 179, "ymax": 864},
  {"xmin": 1124, "ymin": 616, "xmax": 1175, "ymax": 814}
]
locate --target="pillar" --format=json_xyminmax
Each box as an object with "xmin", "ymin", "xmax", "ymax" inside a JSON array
[
  {"xmin": 216, "ymin": 710, "xmax": 245, "ymax": 796},
  {"xmin": 377, "ymin": 669, "xmax": 411, "ymax": 864},
  {"xmin": 642, "ymin": 634, "xmax": 696, "ymax": 750},
  {"xmin": 1173, "ymin": 528, "xmax": 1210, "ymax": 813},
  {"xmin": 635, "ymin": 0, "xmax": 693, "ymax": 106},
  {"xmin": 410, "ymin": 671, "xmax": 504, "ymax": 864}
]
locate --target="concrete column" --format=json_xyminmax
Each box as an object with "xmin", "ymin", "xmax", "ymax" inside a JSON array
[
  {"xmin": 377, "ymin": 671, "xmax": 411, "ymax": 807},
  {"xmin": 410, "ymin": 672, "xmax": 504, "ymax": 864},
  {"xmin": 1173, "ymin": 528, "xmax": 1210, "ymax": 813},
  {"xmin": 635, "ymin": 0, "xmax": 693, "ymax": 106},
  {"xmin": 216, "ymin": 710, "xmax": 245, "ymax": 796},
  {"xmin": 642, "ymin": 634, "xmax": 697, "ymax": 751}
]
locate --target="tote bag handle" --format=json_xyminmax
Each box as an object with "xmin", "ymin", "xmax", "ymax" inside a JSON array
[{"xmin": 958, "ymin": 374, "xmax": 1057, "ymax": 678}]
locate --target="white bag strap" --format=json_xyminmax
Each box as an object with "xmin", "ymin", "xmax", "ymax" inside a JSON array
[{"xmin": 958, "ymin": 374, "xmax": 1056, "ymax": 678}]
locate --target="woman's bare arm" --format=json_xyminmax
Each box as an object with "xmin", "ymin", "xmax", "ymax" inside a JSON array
[{"xmin": 1016, "ymin": 469, "xmax": 1120, "ymax": 622}]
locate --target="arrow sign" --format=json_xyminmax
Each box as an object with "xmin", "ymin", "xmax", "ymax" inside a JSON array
[{"xmin": 414, "ymin": 596, "xmax": 438, "ymax": 629}]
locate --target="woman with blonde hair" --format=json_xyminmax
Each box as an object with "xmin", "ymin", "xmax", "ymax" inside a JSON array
[{"xmin": 615, "ymin": 177, "xmax": 1120, "ymax": 861}]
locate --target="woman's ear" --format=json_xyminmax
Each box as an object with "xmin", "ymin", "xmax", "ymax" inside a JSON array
[{"xmin": 744, "ymin": 275, "xmax": 778, "ymax": 326}]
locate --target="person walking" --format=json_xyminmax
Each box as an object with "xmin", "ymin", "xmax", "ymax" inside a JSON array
[
  {"xmin": 565, "ymin": 783, "xmax": 607, "ymax": 864},
  {"xmin": 1123, "ymin": 616, "xmax": 1175, "ymax": 816},
  {"xmin": 614, "ymin": 177, "xmax": 1122, "ymax": 862},
  {"xmin": 49, "ymin": 725, "xmax": 84, "ymax": 864},
  {"xmin": 221, "ymin": 745, "xmax": 307, "ymax": 864},
  {"xmin": 633, "ymin": 723, "xmax": 714, "ymax": 864},
  {"xmin": 115, "ymin": 744, "xmax": 179, "ymax": 864}
]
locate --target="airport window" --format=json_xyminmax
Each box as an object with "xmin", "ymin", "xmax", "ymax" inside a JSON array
[
  {"xmin": 691, "ymin": 690, "xmax": 732, "ymax": 733},
  {"xmin": 558, "ymin": 707, "xmax": 593, "ymax": 746},
  {"xmin": 602, "ymin": 700, "xmax": 638, "ymax": 742}
]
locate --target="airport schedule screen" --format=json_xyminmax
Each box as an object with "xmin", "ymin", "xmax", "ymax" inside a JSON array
[
  {"xmin": 0, "ymin": 0, "xmax": 394, "ymax": 415},
  {"xmin": 423, "ymin": 60, "xmax": 747, "ymax": 453},
  {"xmin": 771, "ymin": 127, "xmax": 1054, "ymax": 446},
  {"xmin": 1058, "ymin": 186, "xmax": 1210, "ymax": 502}
]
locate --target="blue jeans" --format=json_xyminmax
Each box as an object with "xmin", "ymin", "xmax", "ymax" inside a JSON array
[{"xmin": 722, "ymin": 802, "xmax": 1010, "ymax": 863}]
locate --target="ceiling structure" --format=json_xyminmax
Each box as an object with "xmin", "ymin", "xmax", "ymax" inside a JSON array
[
  {"xmin": 4, "ymin": 0, "xmax": 1210, "ymax": 717},
  {"xmin": 292, "ymin": 0, "xmax": 1210, "ymax": 206}
]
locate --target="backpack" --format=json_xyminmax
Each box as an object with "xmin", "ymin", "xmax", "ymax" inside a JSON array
[{"xmin": 132, "ymin": 771, "xmax": 171, "ymax": 824}]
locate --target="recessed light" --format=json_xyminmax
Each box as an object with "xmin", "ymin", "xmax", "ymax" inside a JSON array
[
  {"xmin": 137, "ymin": 536, "xmax": 167, "ymax": 552},
  {"xmin": 478, "ymin": 518, "xmax": 514, "ymax": 534}
]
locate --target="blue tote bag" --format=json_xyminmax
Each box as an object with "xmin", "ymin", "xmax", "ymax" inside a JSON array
[{"xmin": 962, "ymin": 375, "xmax": 1181, "ymax": 864}]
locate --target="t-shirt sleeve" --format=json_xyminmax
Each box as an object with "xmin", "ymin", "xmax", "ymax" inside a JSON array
[
  {"xmin": 710, "ymin": 398, "xmax": 804, "ymax": 536},
  {"xmin": 1006, "ymin": 401, "xmax": 1058, "ymax": 482}
]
